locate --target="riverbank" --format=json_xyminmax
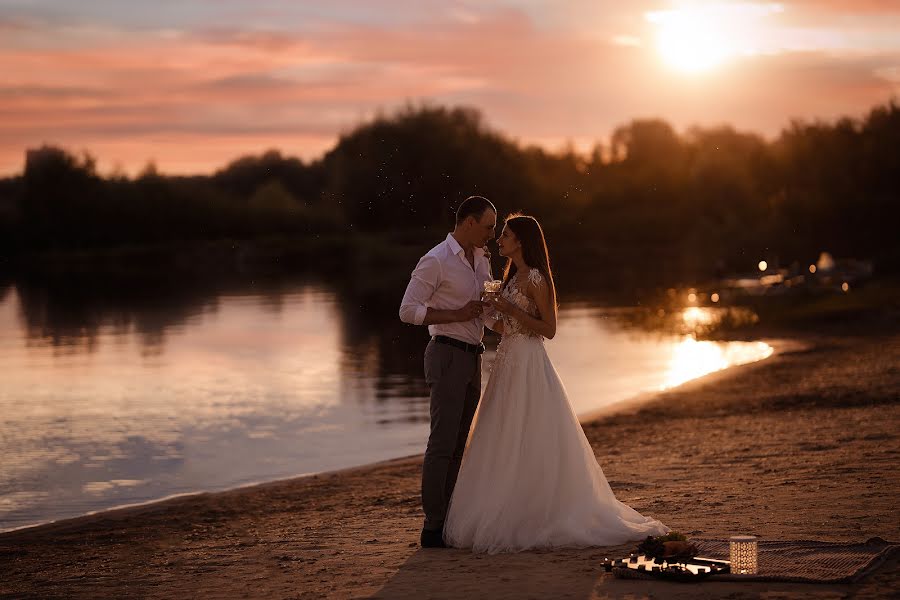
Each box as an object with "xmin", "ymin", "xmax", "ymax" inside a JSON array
[{"xmin": 1, "ymin": 318, "xmax": 898, "ymax": 599}]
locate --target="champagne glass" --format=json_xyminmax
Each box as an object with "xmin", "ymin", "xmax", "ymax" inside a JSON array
[{"xmin": 482, "ymin": 279, "xmax": 502, "ymax": 302}]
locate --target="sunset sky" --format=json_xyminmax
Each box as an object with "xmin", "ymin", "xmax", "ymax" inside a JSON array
[{"xmin": 1, "ymin": 0, "xmax": 898, "ymax": 175}]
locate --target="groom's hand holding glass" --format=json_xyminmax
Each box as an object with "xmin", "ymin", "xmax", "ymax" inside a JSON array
[{"xmin": 457, "ymin": 300, "xmax": 488, "ymax": 321}]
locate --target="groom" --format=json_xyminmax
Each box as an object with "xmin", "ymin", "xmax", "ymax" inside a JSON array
[{"xmin": 399, "ymin": 195, "xmax": 497, "ymax": 548}]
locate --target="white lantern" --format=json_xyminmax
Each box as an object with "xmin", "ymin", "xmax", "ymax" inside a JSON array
[{"xmin": 729, "ymin": 535, "xmax": 758, "ymax": 574}]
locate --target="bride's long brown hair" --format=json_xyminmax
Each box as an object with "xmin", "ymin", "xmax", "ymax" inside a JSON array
[{"xmin": 501, "ymin": 213, "xmax": 556, "ymax": 304}]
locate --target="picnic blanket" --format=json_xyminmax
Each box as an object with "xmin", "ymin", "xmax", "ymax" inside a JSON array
[{"xmin": 690, "ymin": 537, "xmax": 899, "ymax": 583}]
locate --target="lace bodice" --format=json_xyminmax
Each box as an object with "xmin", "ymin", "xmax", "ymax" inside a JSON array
[
  {"xmin": 500, "ymin": 268, "xmax": 544, "ymax": 339},
  {"xmin": 490, "ymin": 268, "xmax": 545, "ymax": 374}
]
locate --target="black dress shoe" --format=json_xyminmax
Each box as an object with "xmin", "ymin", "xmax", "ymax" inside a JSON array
[{"xmin": 420, "ymin": 528, "xmax": 447, "ymax": 548}]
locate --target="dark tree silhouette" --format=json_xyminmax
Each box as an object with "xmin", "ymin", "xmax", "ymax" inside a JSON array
[{"xmin": 2, "ymin": 100, "xmax": 898, "ymax": 276}]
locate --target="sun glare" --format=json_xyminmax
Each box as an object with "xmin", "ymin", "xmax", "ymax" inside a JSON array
[
  {"xmin": 646, "ymin": 2, "xmax": 784, "ymax": 74},
  {"xmin": 649, "ymin": 9, "xmax": 730, "ymax": 73}
]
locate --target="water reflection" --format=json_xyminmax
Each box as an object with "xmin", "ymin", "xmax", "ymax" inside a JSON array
[
  {"xmin": 682, "ymin": 306, "xmax": 716, "ymax": 329},
  {"xmin": 662, "ymin": 336, "xmax": 773, "ymax": 389},
  {"xmin": 0, "ymin": 268, "xmax": 771, "ymax": 532},
  {"xmin": 610, "ymin": 304, "xmax": 760, "ymax": 338}
]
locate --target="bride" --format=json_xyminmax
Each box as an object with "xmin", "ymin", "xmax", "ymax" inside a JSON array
[{"xmin": 443, "ymin": 213, "xmax": 669, "ymax": 554}]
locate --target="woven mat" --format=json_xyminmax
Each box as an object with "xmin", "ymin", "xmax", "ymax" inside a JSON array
[{"xmin": 691, "ymin": 537, "xmax": 899, "ymax": 583}]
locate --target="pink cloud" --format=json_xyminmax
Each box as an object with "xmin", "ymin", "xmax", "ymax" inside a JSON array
[{"xmin": 784, "ymin": 0, "xmax": 900, "ymax": 14}]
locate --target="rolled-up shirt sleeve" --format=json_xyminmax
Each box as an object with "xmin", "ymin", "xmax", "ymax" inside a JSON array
[{"xmin": 399, "ymin": 254, "xmax": 441, "ymax": 325}]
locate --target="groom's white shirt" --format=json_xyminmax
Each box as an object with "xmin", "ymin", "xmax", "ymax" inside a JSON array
[{"xmin": 399, "ymin": 233, "xmax": 492, "ymax": 346}]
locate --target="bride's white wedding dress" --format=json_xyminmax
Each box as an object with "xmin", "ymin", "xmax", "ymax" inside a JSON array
[{"xmin": 444, "ymin": 268, "xmax": 668, "ymax": 554}]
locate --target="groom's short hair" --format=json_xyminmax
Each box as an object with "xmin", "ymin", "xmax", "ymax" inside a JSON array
[{"xmin": 455, "ymin": 196, "xmax": 496, "ymax": 225}]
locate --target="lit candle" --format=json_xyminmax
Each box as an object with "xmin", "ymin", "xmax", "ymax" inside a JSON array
[{"xmin": 729, "ymin": 535, "xmax": 758, "ymax": 574}]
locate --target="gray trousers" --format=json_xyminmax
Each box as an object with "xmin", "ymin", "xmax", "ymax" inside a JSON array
[{"xmin": 421, "ymin": 339, "xmax": 481, "ymax": 532}]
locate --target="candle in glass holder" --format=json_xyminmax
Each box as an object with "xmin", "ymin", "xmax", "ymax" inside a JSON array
[{"xmin": 729, "ymin": 535, "xmax": 758, "ymax": 574}]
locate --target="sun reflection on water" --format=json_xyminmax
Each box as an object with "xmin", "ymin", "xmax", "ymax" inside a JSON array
[
  {"xmin": 662, "ymin": 336, "xmax": 773, "ymax": 389},
  {"xmin": 681, "ymin": 306, "xmax": 716, "ymax": 329}
]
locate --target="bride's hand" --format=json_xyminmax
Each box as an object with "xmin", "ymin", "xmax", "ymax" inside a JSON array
[{"xmin": 489, "ymin": 296, "xmax": 515, "ymax": 315}]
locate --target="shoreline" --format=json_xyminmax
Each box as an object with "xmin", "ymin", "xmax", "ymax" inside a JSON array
[
  {"xmin": 575, "ymin": 336, "xmax": 802, "ymax": 423},
  {"xmin": 0, "ymin": 336, "xmax": 786, "ymax": 538},
  {"xmin": 2, "ymin": 324, "xmax": 898, "ymax": 599}
]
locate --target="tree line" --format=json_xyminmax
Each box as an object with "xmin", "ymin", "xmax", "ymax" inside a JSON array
[{"xmin": 1, "ymin": 101, "xmax": 897, "ymax": 277}]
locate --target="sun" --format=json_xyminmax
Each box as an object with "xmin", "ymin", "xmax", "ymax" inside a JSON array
[
  {"xmin": 645, "ymin": 2, "xmax": 781, "ymax": 74},
  {"xmin": 649, "ymin": 8, "xmax": 732, "ymax": 73}
]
